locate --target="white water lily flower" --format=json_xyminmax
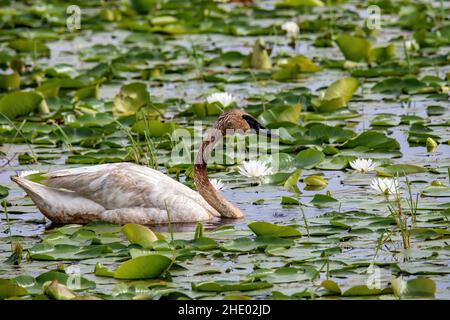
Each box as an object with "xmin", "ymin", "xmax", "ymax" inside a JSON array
[
  {"xmin": 238, "ymin": 160, "xmax": 273, "ymax": 179},
  {"xmin": 370, "ymin": 177, "xmax": 400, "ymax": 195},
  {"xmin": 18, "ymin": 170, "xmax": 40, "ymax": 178},
  {"xmin": 210, "ymin": 178, "xmax": 226, "ymax": 191},
  {"xmin": 350, "ymin": 158, "xmax": 377, "ymax": 173},
  {"xmin": 206, "ymin": 92, "xmax": 236, "ymax": 108},
  {"xmin": 404, "ymin": 39, "xmax": 419, "ymax": 52},
  {"xmin": 281, "ymin": 21, "xmax": 299, "ymax": 39}
]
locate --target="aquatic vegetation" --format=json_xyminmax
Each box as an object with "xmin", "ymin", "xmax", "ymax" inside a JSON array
[
  {"xmin": 370, "ymin": 178, "xmax": 400, "ymax": 195},
  {"xmin": 238, "ymin": 160, "xmax": 273, "ymax": 179},
  {"xmin": 349, "ymin": 158, "xmax": 377, "ymax": 173},
  {"xmin": 210, "ymin": 178, "xmax": 226, "ymax": 191},
  {"xmin": 206, "ymin": 92, "xmax": 236, "ymax": 109},
  {"xmin": 0, "ymin": 0, "xmax": 449, "ymax": 301}
]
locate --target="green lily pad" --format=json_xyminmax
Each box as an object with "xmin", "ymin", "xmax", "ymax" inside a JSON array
[
  {"xmin": 0, "ymin": 91, "xmax": 44, "ymax": 119},
  {"xmin": 310, "ymin": 194, "xmax": 339, "ymax": 207},
  {"xmin": 294, "ymin": 148, "xmax": 325, "ymax": 169},
  {"xmin": 342, "ymin": 285, "xmax": 382, "ymax": 296},
  {"xmin": 114, "ymin": 254, "xmax": 173, "ymax": 280},
  {"xmin": 122, "ymin": 224, "xmax": 158, "ymax": 249},
  {"xmin": 422, "ymin": 186, "xmax": 450, "ymax": 197},
  {"xmin": 321, "ymin": 279, "xmax": 341, "ymax": 295},
  {"xmin": 336, "ymin": 35, "xmax": 372, "ymax": 62},
  {"xmin": 375, "ymin": 164, "xmax": 428, "ymax": 177},
  {"xmin": 392, "ymin": 277, "xmax": 436, "ymax": 298},
  {"xmin": 192, "ymin": 281, "xmax": 273, "ymax": 292},
  {"xmin": 248, "ymin": 221, "xmax": 301, "ymax": 238},
  {"xmin": 304, "ymin": 175, "xmax": 328, "ymax": 187},
  {"xmin": 317, "ymin": 77, "xmax": 360, "ymax": 113},
  {"xmin": 113, "ymin": 82, "xmax": 150, "ymax": 116},
  {"xmin": 0, "ymin": 282, "xmax": 28, "ymax": 299}
]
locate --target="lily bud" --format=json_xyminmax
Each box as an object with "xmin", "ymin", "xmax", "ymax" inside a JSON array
[{"xmin": 426, "ymin": 137, "xmax": 438, "ymax": 153}]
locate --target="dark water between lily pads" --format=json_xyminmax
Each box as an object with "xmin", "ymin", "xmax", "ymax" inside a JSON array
[{"xmin": 1, "ymin": 0, "xmax": 449, "ymax": 300}]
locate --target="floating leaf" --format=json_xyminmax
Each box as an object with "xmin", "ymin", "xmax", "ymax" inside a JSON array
[
  {"xmin": 321, "ymin": 280, "xmax": 341, "ymax": 295},
  {"xmin": 113, "ymin": 82, "xmax": 149, "ymax": 116},
  {"xmin": 284, "ymin": 169, "xmax": 302, "ymax": 194},
  {"xmin": 0, "ymin": 91, "xmax": 44, "ymax": 119},
  {"xmin": 130, "ymin": 0, "xmax": 155, "ymax": 14},
  {"xmin": 242, "ymin": 39, "xmax": 272, "ymax": 70},
  {"xmin": 310, "ymin": 194, "xmax": 338, "ymax": 207},
  {"xmin": 131, "ymin": 119, "xmax": 178, "ymax": 137},
  {"xmin": 36, "ymin": 270, "xmax": 96, "ymax": 291},
  {"xmin": 273, "ymin": 56, "xmax": 321, "ymax": 81},
  {"xmin": 248, "ymin": 221, "xmax": 301, "ymax": 238},
  {"xmin": 342, "ymin": 131, "xmax": 400, "ymax": 150},
  {"xmin": 43, "ymin": 280, "xmax": 75, "ymax": 300},
  {"xmin": 0, "ymin": 185, "xmax": 9, "ymax": 200},
  {"xmin": 248, "ymin": 267, "xmax": 311, "ymax": 283},
  {"xmin": 257, "ymin": 104, "xmax": 301, "ymax": 126},
  {"xmin": 342, "ymin": 285, "xmax": 382, "ymax": 296},
  {"xmin": 372, "ymin": 76, "xmax": 428, "ymax": 94},
  {"xmin": 0, "ymin": 73, "xmax": 20, "ymax": 91},
  {"xmin": 8, "ymin": 39, "xmax": 49, "ymax": 56},
  {"xmin": 304, "ymin": 175, "xmax": 328, "ymax": 187},
  {"xmin": 192, "ymin": 281, "xmax": 273, "ymax": 292},
  {"xmin": 281, "ymin": 196, "xmax": 300, "ymax": 205},
  {"xmin": 294, "ymin": 148, "xmax": 325, "ymax": 169},
  {"xmin": 422, "ymin": 186, "xmax": 450, "ymax": 197},
  {"xmin": 221, "ymin": 238, "xmax": 258, "ymax": 252},
  {"xmin": 122, "ymin": 224, "xmax": 158, "ymax": 249},
  {"xmin": 277, "ymin": 0, "xmax": 324, "ymax": 7},
  {"xmin": 375, "ymin": 164, "xmax": 428, "ymax": 177},
  {"xmin": 369, "ymin": 44, "xmax": 396, "ymax": 63},
  {"xmin": 317, "ymin": 77, "xmax": 360, "ymax": 113},
  {"xmin": 94, "ymin": 263, "xmax": 115, "ymax": 278},
  {"xmin": 392, "ymin": 277, "xmax": 436, "ymax": 298},
  {"xmin": 0, "ymin": 282, "xmax": 28, "ymax": 299},
  {"xmin": 336, "ymin": 35, "xmax": 372, "ymax": 62},
  {"xmin": 114, "ymin": 254, "xmax": 173, "ymax": 280}
]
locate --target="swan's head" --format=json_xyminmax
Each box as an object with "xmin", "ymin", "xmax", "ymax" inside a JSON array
[{"xmin": 213, "ymin": 108, "xmax": 273, "ymax": 137}]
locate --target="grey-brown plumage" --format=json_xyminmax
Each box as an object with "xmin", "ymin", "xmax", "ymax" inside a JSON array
[{"xmin": 11, "ymin": 109, "xmax": 270, "ymax": 224}]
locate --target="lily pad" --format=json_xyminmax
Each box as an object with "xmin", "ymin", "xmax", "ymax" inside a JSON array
[
  {"xmin": 114, "ymin": 254, "xmax": 173, "ymax": 280},
  {"xmin": 192, "ymin": 281, "xmax": 273, "ymax": 292},
  {"xmin": 122, "ymin": 224, "xmax": 158, "ymax": 249},
  {"xmin": 248, "ymin": 221, "xmax": 301, "ymax": 238}
]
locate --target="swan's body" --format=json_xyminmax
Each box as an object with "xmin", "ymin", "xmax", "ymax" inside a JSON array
[
  {"xmin": 11, "ymin": 109, "xmax": 271, "ymax": 224},
  {"xmin": 12, "ymin": 163, "xmax": 220, "ymax": 224}
]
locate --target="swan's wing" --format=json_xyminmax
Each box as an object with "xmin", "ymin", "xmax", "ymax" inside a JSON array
[
  {"xmin": 11, "ymin": 176, "xmax": 104, "ymax": 224},
  {"xmin": 43, "ymin": 163, "xmax": 220, "ymax": 217}
]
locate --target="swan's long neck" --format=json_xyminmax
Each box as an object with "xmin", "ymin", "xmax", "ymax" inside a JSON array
[{"xmin": 194, "ymin": 138, "xmax": 244, "ymax": 219}]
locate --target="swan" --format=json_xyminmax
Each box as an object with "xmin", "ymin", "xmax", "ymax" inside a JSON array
[{"xmin": 10, "ymin": 109, "xmax": 272, "ymax": 225}]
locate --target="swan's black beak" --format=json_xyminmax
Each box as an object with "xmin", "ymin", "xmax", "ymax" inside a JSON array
[{"xmin": 242, "ymin": 114, "xmax": 276, "ymax": 138}]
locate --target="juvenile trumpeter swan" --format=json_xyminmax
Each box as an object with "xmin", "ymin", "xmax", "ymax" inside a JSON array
[{"xmin": 11, "ymin": 109, "xmax": 272, "ymax": 224}]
